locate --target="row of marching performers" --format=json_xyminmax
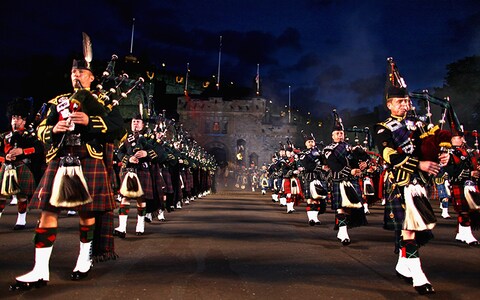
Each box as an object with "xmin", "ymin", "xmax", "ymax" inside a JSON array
[
  {"xmin": 266, "ymin": 114, "xmax": 374, "ymax": 247},
  {"xmin": 265, "ymin": 88, "xmax": 480, "ymax": 295},
  {"xmin": 0, "ymin": 104, "xmax": 216, "ymax": 237},
  {"xmin": 112, "ymin": 114, "xmax": 216, "ymax": 238},
  {"xmin": 1, "ymin": 58, "xmax": 216, "ymax": 291}
]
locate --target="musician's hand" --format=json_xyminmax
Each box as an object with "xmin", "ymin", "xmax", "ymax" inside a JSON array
[
  {"xmin": 351, "ymin": 168, "xmax": 362, "ymax": 176},
  {"xmin": 322, "ymin": 165, "xmax": 330, "ymax": 171},
  {"xmin": 5, "ymin": 153, "xmax": 15, "ymax": 161},
  {"xmin": 419, "ymin": 161, "xmax": 441, "ymax": 176},
  {"xmin": 69, "ymin": 112, "xmax": 89, "ymax": 126},
  {"xmin": 134, "ymin": 150, "xmax": 147, "ymax": 158},
  {"xmin": 438, "ymin": 153, "xmax": 450, "ymax": 166},
  {"xmin": 471, "ymin": 170, "xmax": 480, "ymax": 179},
  {"xmin": 9, "ymin": 148, "xmax": 23, "ymax": 157},
  {"xmin": 297, "ymin": 167, "xmax": 304, "ymax": 172},
  {"xmin": 129, "ymin": 156, "xmax": 139, "ymax": 164},
  {"xmin": 359, "ymin": 161, "xmax": 368, "ymax": 171},
  {"xmin": 53, "ymin": 120, "xmax": 70, "ymax": 133}
]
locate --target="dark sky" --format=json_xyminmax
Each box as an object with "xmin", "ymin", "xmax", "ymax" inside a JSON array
[{"xmin": 2, "ymin": 0, "xmax": 480, "ymax": 119}]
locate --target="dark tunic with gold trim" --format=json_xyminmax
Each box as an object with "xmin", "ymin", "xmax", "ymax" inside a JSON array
[
  {"xmin": 29, "ymin": 90, "xmax": 124, "ymax": 212},
  {"xmin": 374, "ymin": 115, "xmax": 424, "ymax": 231}
]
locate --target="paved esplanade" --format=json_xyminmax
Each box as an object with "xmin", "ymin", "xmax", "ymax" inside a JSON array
[{"xmin": 1, "ymin": 189, "xmax": 479, "ymax": 299}]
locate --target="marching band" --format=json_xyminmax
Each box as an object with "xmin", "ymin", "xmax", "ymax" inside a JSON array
[{"xmin": 1, "ymin": 33, "xmax": 478, "ymax": 296}]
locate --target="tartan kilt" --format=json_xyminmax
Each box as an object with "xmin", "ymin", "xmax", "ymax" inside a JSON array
[
  {"xmin": 331, "ymin": 179, "xmax": 361, "ymax": 210},
  {"xmin": 162, "ymin": 168, "xmax": 173, "ymax": 193},
  {"xmin": 30, "ymin": 156, "xmax": 115, "ymax": 212},
  {"xmin": 451, "ymin": 184, "xmax": 470, "ymax": 213},
  {"xmin": 383, "ymin": 185, "xmax": 405, "ymax": 231},
  {"xmin": 0, "ymin": 162, "xmax": 36, "ymax": 197},
  {"xmin": 185, "ymin": 169, "xmax": 194, "ymax": 192},
  {"xmin": 119, "ymin": 167, "xmax": 154, "ymax": 199}
]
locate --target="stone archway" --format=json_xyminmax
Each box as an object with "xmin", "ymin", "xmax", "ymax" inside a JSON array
[{"xmin": 205, "ymin": 142, "xmax": 229, "ymax": 167}]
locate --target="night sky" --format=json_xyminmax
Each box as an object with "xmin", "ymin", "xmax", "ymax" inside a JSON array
[{"xmin": 2, "ymin": 0, "xmax": 480, "ymax": 123}]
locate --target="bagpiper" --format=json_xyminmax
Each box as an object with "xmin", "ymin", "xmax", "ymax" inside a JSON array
[
  {"xmin": 323, "ymin": 110, "xmax": 367, "ymax": 245},
  {"xmin": 10, "ymin": 39, "xmax": 124, "ymax": 290},
  {"xmin": 443, "ymin": 122, "xmax": 480, "ymax": 245},
  {"xmin": 0, "ymin": 98, "xmax": 44, "ymax": 230}
]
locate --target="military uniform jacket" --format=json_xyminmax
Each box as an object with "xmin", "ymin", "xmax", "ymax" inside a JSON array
[
  {"xmin": 117, "ymin": 132, "xmax": 156, "ymax": 170},
  {"xmin": 443, "ymin": 146, "xmax": 477, "ymax": 185},
  {"xmin": 37, "ymin": 90, "xmax": 124, "ymax": 162},
  {"xmin": 323, "ymin": 141, "xmax": 358, "ymax": 181},
  {"xmin": 374, "ymin": 115, "xmax": 422, "ymax": 186}
]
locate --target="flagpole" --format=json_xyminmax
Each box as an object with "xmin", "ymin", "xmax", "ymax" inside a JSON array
[
  {"xmin": 130, "ymin": 18, "xmax": 135, "ymax": 54},
  {"xmin": 288, "ymin": 85, "xmax": 291, "ymax": 124},
  {"xmin": 184, "ymin": 62, "xmax": 190, "ymax": 95},
  {"xmin": 216, "ymin": 35, "xmax": 222, "ymax": 91},
  {"xmin": 256, "ymin": 63, "xmax": 260, "ymax": 95}
]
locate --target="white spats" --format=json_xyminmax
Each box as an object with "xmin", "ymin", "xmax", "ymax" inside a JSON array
[
  {"xmin": 73, "ymin": 241, "xmax": 92, "ymax": 273},
  {"xmin": 456, "ymin": 224, "xmax": 478, "ymax": 245},
  {"xmin": 405, "ymin": 257, "xmax": 430, "ymax": 287},
  {"xmin": 16, "ymin": 247, "xmax": 53, "ymax": 282}
]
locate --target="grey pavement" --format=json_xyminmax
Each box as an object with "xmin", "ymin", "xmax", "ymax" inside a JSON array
[{"xmin": 0, "ymin": 189, "xmax": 479, "ymax": 299}]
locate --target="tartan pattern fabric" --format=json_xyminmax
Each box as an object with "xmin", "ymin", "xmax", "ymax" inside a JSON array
[
  {"xmin": 383, "ymin": 185, "xmax": 406, "ymax": 231},
  {"xmin": 151, "ymin": 164, "xmax": 166, "ymax": 197},
  {"xmin": 451, "ymin": 184, "xmax": 470, "ymax": 213},
  {"xmin": 162, "ymin": 168, "xmax": 173, "ymax": 193},
  {"xmin": 331, "ymin": 180, "xmax": 361, "ymax": 210},
  {"xmin": 0, "ymin": 163, "xmax": 36, "ymax": 196},
  {"xmin": 30, "ymin": 151, "xmax": 116, "ymax": 212},
  {"xmin": 92, "ymin": 210, "xmax": 118, "ymax": 262},
  {"xmin": 119, "ymin": 167, "xmax": 154, "ymax": 199}
]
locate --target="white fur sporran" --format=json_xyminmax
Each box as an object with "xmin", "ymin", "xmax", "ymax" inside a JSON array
[
  {"xmin": 340, "ymin": 181, "xmax": 363, "ymax": 208},
  {"xmin": 119, "ymin": 170, "xmax": 144, "ymax": 198},
  {"xmin": 1, "ymin": 165, "xmax": 20, "ymax": 196},
  {"xmin": 403, "ymin": 184, "xmax": 436, "ymax": 231},
  {"xmin": 50, "ymin": 156, "xmax": 92, "ymax": 207}
]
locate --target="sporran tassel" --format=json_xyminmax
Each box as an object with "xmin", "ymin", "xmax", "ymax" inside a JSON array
[
  {"xmin": 1, "ymin": 168, "xmax": 21, "ymax": 196},
  {"xmin": 50, "ymin": 164, "xmax": 92, "ymax": 207},
  {"xmin": 119, "ymin": 171, "xmax": 144, "ymax": 198},
  {"xmin": 403, "ymin": 184, "xmax": 436, "ymax": 231},
  {"xmin": 340, "ymin": 181, "xmax": 363, "ymax": 208}
]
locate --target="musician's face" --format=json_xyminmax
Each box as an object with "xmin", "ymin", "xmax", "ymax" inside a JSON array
[
  {"xmin": 71, "ymin": 68, "xmax": 94, "ymax": 89},
  {"xmin": 11, "ymin": 115, "xmax": 26, "ymax": 131},
  {"xmin": 451, "ymin": 135, "xmax": 465, "ymax": 147},
  {"xmin": 387, "ymin": 97, "xmax": 410, "ymax": 117},
  {"xmin": 305, "ymin": 139, "xmax": 315, "ymax": 149},
  {"xmin": 131, "ymin": 119, "xmax": 144, "ymax": 132},
  {"xmin": 332, "ymin": 130, "xmax": 344, "ymax": 143}
]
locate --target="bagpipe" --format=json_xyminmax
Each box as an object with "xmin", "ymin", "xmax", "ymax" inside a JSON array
[
  {"xmin": 94, "ymin": 54, "xmax": 145, "ymax": 110},
  {"xmin": 388, "ymin": 58, "xmax": 453, "ymax": 163},
  {"xmin": 345, "ymin": 126, "xmax": 377, "ymax": 198}
]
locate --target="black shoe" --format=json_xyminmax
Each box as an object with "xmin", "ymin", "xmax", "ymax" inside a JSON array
[
  {"xmin": 135, "ymin": 231, "xmax": 144, "ymax": 236},
  {"xmin": 9, "ymin": 279, "xmax": 47, "ymax": 291},
  {"xmin": 309, "ymin": 220, "xmax": 315, "ymax": 226},
  {"xmin": 341, "ymin": 238, "xmax": 351, "ymax": 246},
  {"xmin": 414, "ymin": 283, "xmax": 435, "ymax": 295},
  {"xmin": 13, "ymin": 224, "xmax": 26, "ymax": 230},
  {"xmin": 315, "ymin": 221, "xmax": 322, "ymax": 225},
  {"xmin": 145, "ymin": 217, "xmax": 152, "ymax": 223},
  {"xmin": 396, "ymin": 271, "xmax": 413, "ymax": 285},
  {"xmin": 468, "ymin": 240, "xmax": 479, "ymax": 246},
  {"xmin": 113, "ymin": 230, "xmax": 126, "ymax": 239},
  {"xmin": 71, "ymin": 270, "xmax": 90, "ymax": 281}
]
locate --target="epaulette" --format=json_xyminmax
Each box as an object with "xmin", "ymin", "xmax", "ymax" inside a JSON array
[
  {"xmin": 378, "ymin": 117, "xmax": 403, "ymax": 132},
  {"xmin": 48, "ymin": 93, "xmax": 72, "ymax": 105}
]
